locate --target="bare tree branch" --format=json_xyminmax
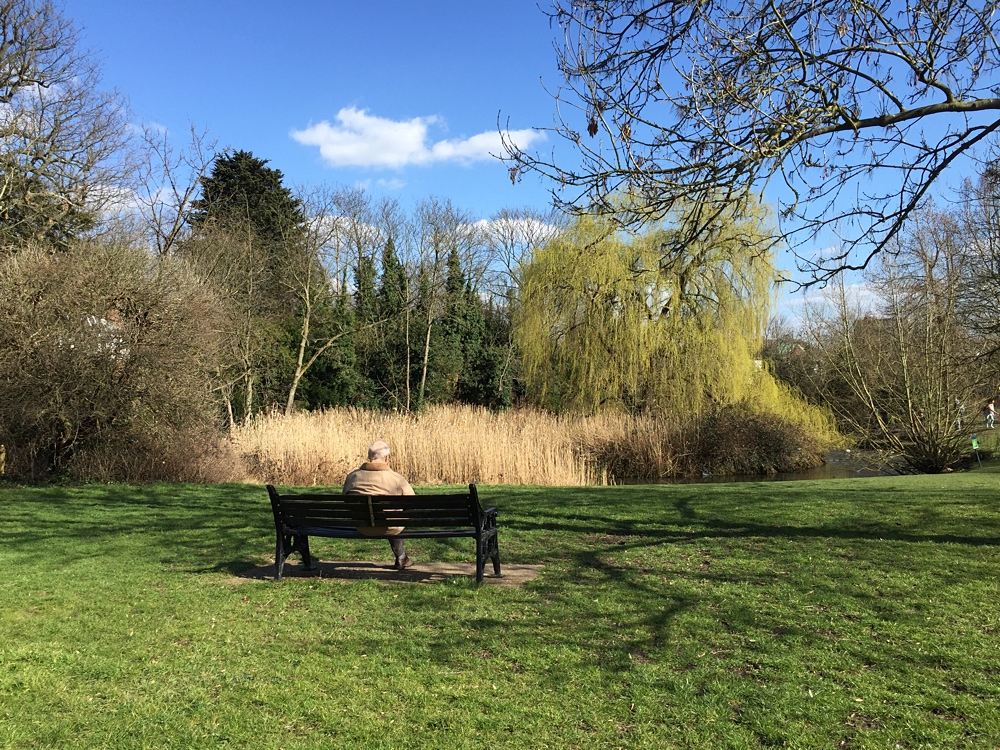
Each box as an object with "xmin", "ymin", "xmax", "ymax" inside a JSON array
[
  {"xmin": 0, "ymin": 0, "xmax": 132, "ymax": 249},
  {"xmin": 505, "ymin": 0, "xmax": 1000, "ymax": 285},
  {"xmin": 135, "ymin": 124, "xmax": 218, "ymax": 255}
]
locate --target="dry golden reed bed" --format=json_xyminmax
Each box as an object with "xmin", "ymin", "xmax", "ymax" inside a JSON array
[{"xmin": 231, "ymin": 405, "xmax": 682, "ymax": 487}]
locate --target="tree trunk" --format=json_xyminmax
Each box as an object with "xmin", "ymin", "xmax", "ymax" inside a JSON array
[
  {"xmin": 405, "ymin": 302, "xmax": 411, "ymax": 412},
  {"xmin": 243, "ymin": 373, "xmax": 255, "ymax": 426},
  {"xmin": 418, "ymin": 306, "xmax": 433, "ymax": 408},
  {"xmin": 285, "ymin": 289, "xmax": 312, "ymax": 416}
]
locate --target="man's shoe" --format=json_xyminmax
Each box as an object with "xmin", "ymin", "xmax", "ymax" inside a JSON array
[{"xmin": 395, "ymin": 556, "xmax": 414, "ymax": 570}]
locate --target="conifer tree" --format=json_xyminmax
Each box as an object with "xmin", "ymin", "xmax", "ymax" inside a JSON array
[
  {"xmin": 430, "ymin": 246, "xmax": 468, "ymax": 401},
  {"xmin": 412, "ymin": 264, "xmax": 435, "ymax": 408},
  {"xmin": 188, "ymin": 150, "xmax": 305, "ymax": 244},
  {"xmin": 351, "ymin": 252, "xmax": 379, "ymax": 406},
  {"xmin": 454, "ymin": 283, "xmax": 496, "ymax": 406},
  {"xmin": 181, "ymin": 150, "xmax": 309, "ymax": 421},
  {"xmin": 296, "ymin": 286, "xmax": 361, "ymax": 408},
  {"xmin": 372, "ymin": 236, "xmax": 412, "ymax": 409}
]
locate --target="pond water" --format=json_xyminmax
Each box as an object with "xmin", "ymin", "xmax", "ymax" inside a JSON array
[{"xmin": 651, "ymin": 450, "xmax": 896, "ymax": 485}]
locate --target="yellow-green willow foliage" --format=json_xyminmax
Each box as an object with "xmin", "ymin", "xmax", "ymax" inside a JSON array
[{"xmin": 515, "ymin": 205, "xmax": 834, "ymax": 439}]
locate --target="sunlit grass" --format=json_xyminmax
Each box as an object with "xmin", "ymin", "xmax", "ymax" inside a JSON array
[{"xmin": 2, "ymin": 471, "xmax": 999, "ymax": 747}]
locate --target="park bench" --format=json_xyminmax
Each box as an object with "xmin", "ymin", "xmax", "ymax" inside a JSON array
[{"xmin": 266, "ymin": 483, "xmax": 501, "ymax": 583}]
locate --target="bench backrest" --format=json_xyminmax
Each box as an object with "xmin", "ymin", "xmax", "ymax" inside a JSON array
[{"xmin": 268, "ymin": 484, "xmax": 483, "ymax": 530}]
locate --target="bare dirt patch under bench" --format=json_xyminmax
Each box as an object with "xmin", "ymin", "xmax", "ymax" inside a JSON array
[{"xmin": 235, "ymin": 560, "xmax": 543, "ymax": 588}]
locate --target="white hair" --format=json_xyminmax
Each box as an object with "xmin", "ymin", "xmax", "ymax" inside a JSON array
[{"xmin": 368, "ymin": 440, "xmax": 390, "ymax": 462}]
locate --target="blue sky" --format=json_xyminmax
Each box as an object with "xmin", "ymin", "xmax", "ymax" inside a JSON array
[
  {"xmin": 72, "ymin": 0, "xmax": 964, "ymax": 320},
  {"xmin": 71, "ymin": 0, "xmax": 563, "ymax": 220}
]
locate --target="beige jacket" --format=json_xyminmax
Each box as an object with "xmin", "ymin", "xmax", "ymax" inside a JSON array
[{"xmin": 342, "ymin": 460, "xmax": 414, "ymax": 536}]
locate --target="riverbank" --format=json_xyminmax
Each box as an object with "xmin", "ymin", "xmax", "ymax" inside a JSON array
[{"xmin": 659, "ymin": 449, "xmax": 894, "ymax": 484}]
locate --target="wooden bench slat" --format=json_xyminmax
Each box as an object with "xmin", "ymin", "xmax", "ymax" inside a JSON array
[
  {"xmin": 284, "ymin": 514, "xmax": 374, "ymax": 525},
  {"xmin": 284, "ymin": 507, "xmax": 371, "ymax": 517},
  {"xmin": 374, "ymin": 509, "xmax": 475, "ymax": 520},
  {"xmin": 376, "ymin": 495, "xmax": 472, "ymax": 508},
  {"xmin": 285, "ymin": 527, "xmax": 478, "ymax": 539}
]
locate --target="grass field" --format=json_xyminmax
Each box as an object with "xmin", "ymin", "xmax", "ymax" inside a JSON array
[{"xmin": 2, "ymin": 471, "xmax": 999, "ymax": 748}]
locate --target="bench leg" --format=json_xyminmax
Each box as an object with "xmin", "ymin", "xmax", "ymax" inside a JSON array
[
  {"xmin": 487, "ymin": 532, "xmax": 502, "ymax": 578},
  {"xmin": 276, "ymin": 534, "xmax": 318, "ymax": 580},
  {"xmin": 294, "ymin": 535, "xmax": 318, "ymax": 571},
  {"xmin": 475, "ymin": 531, "xmax": 502, "ymax": 584},
  {"xmin": 474, "ymin": 537, "xmax": 484, "ymax": 584},
  {"xmin": 275, "ymin": 534, "xmax": 289, "ymax": 580}
]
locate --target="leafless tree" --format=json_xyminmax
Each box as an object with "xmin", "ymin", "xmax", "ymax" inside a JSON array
[
  {"xmin": 482, "ymin": 206, "xmax": 565, "ymax": 297},
  {"xmin": 505, "ymin": 0, "xmax": 1000, "ymax": 285},
  {"xmin": 134, "ymin": 124, "xmax": 218, "ymax": 256},
  {"xmin": 0, "ymin": 0, "xmax": 132, "ymax": 249},
  {"xmin": 955, "ymin": 156, "xmax": 1000, "ymax": 363},
  {"xmin": 177, "ymin": 223, "xmax": 277, "ymax": 427},
  {"xmin": 282, "ymin": 184, "xmax": 379, "ymax": 415},
  {"xmin": 282, "ymin": 187, "xmax": 424, "ymax": 413},
  {"xmin": 802, "ymin": 205, "xmax": 988, "ymax": 470}
]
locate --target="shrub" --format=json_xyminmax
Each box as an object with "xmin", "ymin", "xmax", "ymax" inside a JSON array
[
  {"xmin": 682, "ymin": 406, "xmax": 830, "ymax": 477},
  {"xmin": 0, "ymin": 241, "xmax": 230, "ymax": 480}
]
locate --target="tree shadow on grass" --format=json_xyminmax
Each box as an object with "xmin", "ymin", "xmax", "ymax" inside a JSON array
[
  {"xmin": 8, "ymin": 481, "xmax": 994, "ymax": 696},
  {"xmin": 10, "ymin": 479, "xmax": 1000, "ymax": 542},
  {"xmin": 0, "ymin": 483, "xmax": 271, "ymax": 569},
  {"xmin": 500, "ymin": 499, "xmax": 1000, "ymax": 548}
]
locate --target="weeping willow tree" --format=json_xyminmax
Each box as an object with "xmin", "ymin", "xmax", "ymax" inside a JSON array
[{"xmin": 515, "ymin": 201, "xmax": 823, "ymax": 423}]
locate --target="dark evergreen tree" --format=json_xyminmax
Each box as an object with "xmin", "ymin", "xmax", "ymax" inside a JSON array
[
  {"xmin": 376, "ymin": 237, "xmax": 407, "ymax": 321},
  {"xmin": 182, "ymin": 150, "xmax": 310, "ymax": 419},
  {"xmin": 350, "ymin": 251, "xmax": 380, "ymax": 407},
  {"xmin": 458, "ymin": 295, "xmax": 515, "ymax": 409},
  {"xmin": 422, "ymin": 246, "xmax": 467, "ymax": 403},
  {"xmin": 371, "ymin": 236, "xmax": 412, "ymax": 409},
  {"xmin": 188, "ymin": 150, "xmax": 305, "ymax": 243},
  {"xmin": 297, "ymin": 287, "xmax": 362, "ymax": 408},
  {"xmin": 454, "ymin": 283, "xmax": 487, "ymax": 404},
  {"xmin": 353, "ymin": 252, "xmax": 378, "ymax": 324},
  {"xmin": 188, "ymin": 150, "xmax": 310, "ymax": 317},
  {"xmin": 412, "ymin": 264, "xmax": 434, "ymax": 409}
]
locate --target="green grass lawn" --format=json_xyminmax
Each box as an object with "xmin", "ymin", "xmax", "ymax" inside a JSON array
[{"xmin": 2, "ymin": 470, "xmax": 999, "ymax": 749}]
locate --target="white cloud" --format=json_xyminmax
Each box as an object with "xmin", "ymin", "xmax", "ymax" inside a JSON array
[
  {"xmin": 376, "ymin": 177, "xmax": 407, "ymax": 190},
  {"xmin": 130, "ymin": 120, "xmax": 168, "ymax": 138},
  {"xmin": 291, "ymin": 107, "xmax": 543, "ymax": 169},
  {"xmin": 355, "ymin": 177, "xmax": 407, "ymax": 191},
  {"xmin": 475, "ymin": 215, "xmax": 561, "ymax": 245},
  {"xmin": 811, "ymin": 281, "xmax": 879, "ymax": 310}
]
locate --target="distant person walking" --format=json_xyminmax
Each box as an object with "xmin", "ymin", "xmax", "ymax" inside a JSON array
[{"xmin": 985, "ymin": 399, "xmax": 996, "ymax": 429}]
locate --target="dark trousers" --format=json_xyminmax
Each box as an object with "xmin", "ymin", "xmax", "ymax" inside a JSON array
[{"xmin": 389, "ymin": 537, "xmax": 405, "ymax": 558}]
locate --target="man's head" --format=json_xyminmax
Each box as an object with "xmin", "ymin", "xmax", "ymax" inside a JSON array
[{"xmin": 368, "ymin": 440, "xmax": 391, "ymax": 462}]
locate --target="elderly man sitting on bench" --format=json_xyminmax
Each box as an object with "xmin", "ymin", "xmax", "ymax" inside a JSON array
[{"xmin": 342, "ymin": 440, "xmax": 415, "ymax": 570}]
